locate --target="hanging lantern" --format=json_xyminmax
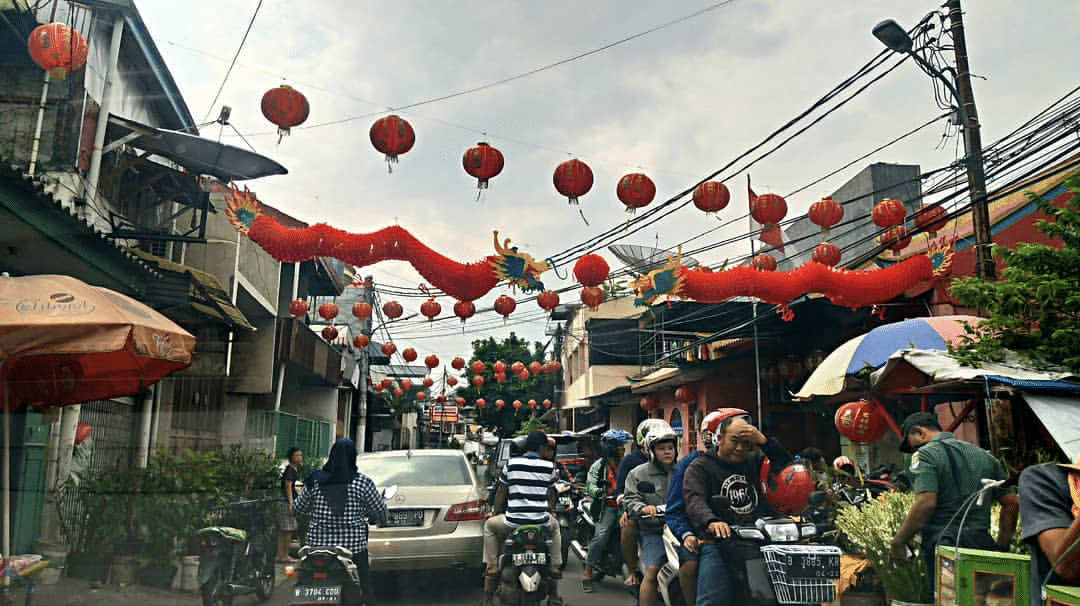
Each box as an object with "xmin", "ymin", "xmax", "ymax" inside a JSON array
[
  {"xmin": 528, "ymin": 399, "xmax": 538, "ymax": 409},
  {"xmin": 416, "ymin": 391, "xmax": 426, "ymax": 401},
  {"xmin": 422, "ymin": 377, "xmax": 434, "ymax": 388},
  {"xmin": 495, "ymin": 373, "xmax": 507, "ymax": 384},
  {"xmin": 400, "ymin": 379, "xmax": 413, "ymax": 391},
  {"xmin": 507, "ymin": 361, "xmax": 522, "ymax": 374},
  {"xmin": 616, "ymin": 173, "xmax": 656, "ymax": 214},
  {"xmin": 512, "ymin": 400, "xmax": 523, "ymax": 410},
  {"xmin": 370, "ymin": 114, "xmax": 415, "ymax": 167},
  {"xmin": 463, "ymin": 142, "xmax": 505, "ymax": 190},
  {"xmin": 553, "ymin": 158, "xmax": 594, "ymax": 205},
  {"xmin": 494, "ymin": 361, "xmax": 508, "ymax": 375},
  {"xmin": 260, "ymin": 85, "xmax": 310, "ymax": 140},
  {"xmin": 424, "ymin": 354, "xmax": 440, "ymax": 369},
  {"xmin": 401, "ymin": 348, "xmax": 418, "ymax": 363},
  {"xmin": 528, "ymin": 361, "xmax": 542, "ymax": 375},
  {"xmin": 381, "ymin": 378, "xmax": 394, "ymax": 389},
  {"xmin": 517, "ymin": 369, "xmax": 530, "ymax": 381},
  {"xmin": 834, "ymin": 400, "xmax": 888, "ymax": 443},
  {"xmin": 382, "ymin": 301, "xmax": 403, "ymax": 319},
  {"xmin": 641, "ymin": 395, "xmax": 658, "ymax": 412},
  {"xmin": 914, "ymin": 204, "xmax": 948, "ymax": 237},
  {"xmin": 878, "ymin": 226, "xmax": 911, "ymax": 255},
  {"xmin": 692, "ymin": 181, "xmax": 730, "ymax": 215},
  {"xmin": 381, "ymin": 342, "xmax": 396, "ymax": 356},
  {"xmin": 549, "ymin": 360, "xmax": 561, "ymax": 373},
  {"xmin": 872, "ymin": 198, "xmax": 906, "ymax": 228},
  {"xmin": 581, "ymin": 286, "xmax": 605, "ymax": 309},
  {"xmin": 27, "ymin": 23, "xmax": 88, "ymax": 80},
  {"xmin": 811, "ymin": 242, "xmax": 842, "ymax": 267},
  {"xmin": 318, "ymin": 302, "xmax": 339, "ymax": 321},
  {"xmin": 352, "ymin": 302, "xmax": 372, "ymax": 319},
  {"xmin": 476, "ymin": 398, "xmax": 487, "ymax": 408},
  {"xmin": 537, "ymin": 290, "xmax": 560, "ymax": 311},
  {"xmin": 374, "ymin": 384, "xmax": 384, "ymax": 393},
  {"xmin": 437, "ymin": 394, "xmax": 447, "ymax": 403},
  {"xmin": 674, "ymin": 386, "xmax": 696, "ymax": 404},
  {"xmin": 494, "ymin": 295, "xmax": 516, "ymax": 320},
  {"xmin": 289, "ymin": 299, "xmax": 309, "ymax": 317},
  {"xmin": 471, "ymin": 360, "xmax": 486, "ymax": 375},
  {"xmin": 392, "ymin": 388, "xmax": 404, "ymax": 398},
  {"xmin": 543, "ymin": 399, "xmax": 552, "ymax": 408},
  {"xmin": 451, "ymin": 357, "xmax": 466, "ymax": 370},
  {"xmin": 453, "ymin": 300, "xmax": 476, "ymax": 323},
  {"xmin": 353, "ymin": 334, "xmax": 370, "ymax": 349},
  {"xmin": 447, "ymin": 376, "xmax": 458, "ymax": 387},
  {"xmin": 321, "ymin": 326, "xmax": 338, "ymax": 341},
  {"xmin": 420, "ymin": 298, "xmax": 441, "ymax": 322},
  {"xmin": 750, "ymin": 193, "xmax": 787, "ymax": 230},
  {"xmin": 495, "ymin": 399, "xmax": 505, "ymax": 409},
  {"xmin": 456, "ymin": 397, "xmax": 466, "ymax": 406},
  {"xmin": 573, "ymin": 254, "xmax": 609, "ymax": 287},
  {"xmin": 472, "ymin": 375, "xmax": 484, "ymax": 387},
  {"xmin": 808, "ymin": 197, "xmax": 844, "ymax": 237},
  {"xmin": 752, "ymin": 254, "xmax": 777, "ymax": 272}
]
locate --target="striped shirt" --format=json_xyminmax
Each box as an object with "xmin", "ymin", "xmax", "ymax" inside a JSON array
[{"xmin": 500, "ymin": 452, "xmax": 557, "ymax": 528}]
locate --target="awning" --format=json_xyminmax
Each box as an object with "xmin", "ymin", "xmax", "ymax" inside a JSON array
[
  {"xmin": 563, "ymin": 399, "xmax": 594, "ymax": 410},
  {"xmin": 106, "ymin": 115, "xmax": 287, "ymax": 181},
  {"xmin": 629, "ymin": 367, "xmax": 706, "ymax": 393},
  {"xmin": 129, "ymin": 248, "xmax": 253, "ymax": 330},
  {"xmin": 870, "ymin": 349, "xmax": 1076, "ymax": 386},
  {"xmin": 1022, "ymin": 392, "xmax": 1080, "ymax": 461}
]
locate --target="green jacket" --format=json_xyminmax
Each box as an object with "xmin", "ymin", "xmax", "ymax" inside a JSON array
[{"xmin": 910, "ymin": 432, "xmax": 1009, "ymax": 533}]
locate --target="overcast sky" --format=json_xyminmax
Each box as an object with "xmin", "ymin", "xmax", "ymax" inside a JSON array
[{"xmin": 136, "ymin": 0, "xmax": 1079, "ymax": 369}]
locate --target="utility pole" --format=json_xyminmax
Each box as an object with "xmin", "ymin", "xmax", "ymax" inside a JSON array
[
  {"xmin": 947, "ymin": 0, "xmax": 996, "ymax": 280},
  {"xmin": 354, "ymin": 276, "xmax": 374, "ymax": 450},
  {"xmin": 553, "ymin": 323, "xmax": 565, "ymax": 430}
]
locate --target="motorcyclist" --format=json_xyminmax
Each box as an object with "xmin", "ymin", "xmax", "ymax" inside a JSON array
[
  {"xmin": 293, "ymin": 438, "xmax": 388, "ymax": 606},
  {"xmin": 624, "ymin": 427, "xmax": 679, "ymax": 606},
  {"xmin": 581, "ymin": 428, "xmax": 633, "ymax": 592},
  {"xmin": 619, "ymin": 418, "xmax": 672, "ymax": 589},
  {"xmin": 683, "ymin": 411, "xmax": 793, "ymax": 606}
]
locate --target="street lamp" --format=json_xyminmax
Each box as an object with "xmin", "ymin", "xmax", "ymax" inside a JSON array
[{"xmin": 873, "ymin": 14, "xmax": 996, "ymax": 280}]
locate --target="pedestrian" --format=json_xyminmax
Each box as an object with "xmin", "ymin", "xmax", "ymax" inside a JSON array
[
  {"xmin": 277, "ymin": 446, "xmax": 302, "ymax": 563},
  {"xmin": 888, "ymin": 412, "xmax": 1018, "ymax": 590},
  {"xmin": 1018, "ymin": 456, "xmax": 1080, "ymax": 604}
]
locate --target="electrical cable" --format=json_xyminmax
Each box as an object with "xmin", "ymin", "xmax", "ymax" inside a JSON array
[{"xmin": 202, "ymin": 0, "xmax": 264, "ymax": 123}]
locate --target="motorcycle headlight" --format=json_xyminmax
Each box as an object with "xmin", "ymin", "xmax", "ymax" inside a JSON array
[
  {"xmin": 734, "ymin": 527, "xmax": 766, "ymax": 541},
  {"xmin": 761, "ymin": 520, "xmax": 800, "ymax": 542}
]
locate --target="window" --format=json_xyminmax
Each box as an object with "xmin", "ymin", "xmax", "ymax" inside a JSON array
[{"xmin": 363, "ymin": 455, "xmax": 471, "ymax": 486}]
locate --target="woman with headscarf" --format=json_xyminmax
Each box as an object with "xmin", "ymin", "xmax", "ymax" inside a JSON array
[{"xmin": 294, "ymin": 439, "xmax": 389, "ymax": 605}]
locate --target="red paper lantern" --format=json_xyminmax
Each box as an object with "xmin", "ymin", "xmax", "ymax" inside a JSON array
[
  {"xmin": 447, "ymin": 376, "xmax": 458, "ymax": 387},
  {"xmin": 573, "ymin": 254, "xmax": 609, "ymax": 287},
  {"xmin": 549, "ymin": 361, "xmax": 561, "ymax": 373},
  {"xmin": 581, "ymin": 286, "xmax": 605, "ymax": 309},
  {"xmin": 537, "ymin": 290, "xmax": 560, "ymax": 311},
  {"xmin": 451, "ymin": 357, "xmax": 466, "ymax": 370},
  {"xmin": 420, "ymin": 298, "xmax": 441, "ymax": 322},
  {"xmin": 495, "ymin": 373, "xmax": 506, "ymax": 383},
  {"xmin": 543, "ymin": 399, "xmax": 552, "ymax": 408},
  {"xmin": 392, "ymin": 388, "xmax": 404, "ymax": 398},
  {"xmin": 878, "ymin": 225, "xmax": 911, "ymax": 255},
  {"xmin": 495, "ymin": 399, "xmax": 505, "ymax": 409},
  {"xmin": 750, "ymin": 193, "xmax": 787, "ymax": 229},
  {"xmin": 808, "ymin": 197, "xmax": 844, "ymax": 235},
  {"xmin": 517, "ymin": 370, "xmax": 530, "ymax": 381},
  {"xmin": 353, "ymin": 334, "xmax": 370, "ymax": 348},
  {"xmin": 510, "ymin": 361, "xmax": 525, "ymax": 374},
  {"xmin": 318, "ymin": 302, "xmax": 339, "ymax": 321},
  {"xmin": 512, "ymin": 400, "xmax": 523, "ymax": 410},
  {"xmin": 493, "ymin": 361, "xmax": 507, "ymax": 375},
  {"xmin": 422, "ymin": 377, "xmax": 433, "ymax": 388},
  {"xmin": 476, "ymin": 398, "xmax": 487, "ymax": 408},
  {"xmin": 321, "ymin": 326, "xmax": 338, "ymax": 341},
  {"xmin": 27, "ymin": 23, "xmax": 88, "ymax": 80},
  {"xmin": 437, "ymin": 394, "xmax": 447, "ymax": 403},
  {"xmin": 494, "ymin": 295, "xmax": 516, "ymax": 319},
  {"xmin": 471, "ymin": 360, "xmax": 486, "ymax": 375},
  {"xmin": 260, "ymin": 85, "xmax": 310, "ymax": 138},
  {"xmin": 425, "ymin": 355, "xmax": 440, "ymax": 369},
  {"xmin": 692, "ymin": 181, "xmax": 730, "ymax": 215},
  {"xmin": 381, "ymin": 378, "xmax": 394, "ymax": 389},
  {"xmin": 352, "ymin": 302, "xmax": 372, "ymax": 319},
  {"xmin": 553, "ymin": 158, "xmax": 594, "ymax": 205},
  {"xmin": 456, "ymin": 397, "xmax": 465, "ymax": 406},
  {"xmin": 382, "ymin": 301, "xmax": 403, "ymax": 319},
  {"xmin": 370, "ymin": 115, "xmax": 415, "ymax": 165},
  {"xmin": 472, "ymin": 375, "xmax": 484, "ymax": 387},
  {"xmin": 872, "ymin": 198, "xmax": 906, "ymax": 228},
  {"xmin": 834, "ymin": 400, "xmax": 888, "ymax": 443},
  {"xmin": 416, "ymin": 391, "xmax": 426, "ymax": 401},
  {"xmin": 400, "ymin": 379, "xmax": 413, "ymax": 391},
  {"xmin": 463, "ymin": 142, "xmax": 505, "ymax": 189},
  {"xmin": 674, "ymin": 386, "xmax": 695, "ymax": 404},
  {"xmin": 528, "ymin": 399, "xmax": 538, "ymax": 409},
  {"xmin": 374, "ymin": 384, "xmax": 384, "ymax": 393},
  {"xmin": 914, "ymin": 204, "xmax": 948, "ymax": 237},
  {"xmin": 616, "ymin": 173, "xmax": 656, "ymax": 213},
  {"xmin": 811, "ymin": 242, "xmax": 842, "ymax": 267},
  {"xmin": 289, "ymin": 299, "xmax": 309, "ymax": 317},
  {"xmin": 401, "ymin": 347, "xmax": 418, "ymax": 362},
  {"xmin": 752, "ymin": 254, "xmax": 777, "ymax": 272},
  {"xmin": 641, "ymin": 395, "xmax": 658, "ymax": 412},
  {"xmin": 381, "ymin": 342, "xmax": 396, "ymax": 356},
  {"xmin": 529, "ymin": 361, "xmax": 542, "ymax": 375},
  {"xmin": 453, "ymin": 300, "xmax": 475, "ymax": 323}
]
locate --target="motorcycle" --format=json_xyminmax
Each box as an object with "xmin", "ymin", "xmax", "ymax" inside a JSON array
[
  {"xmin": 631, "ymin": 480, "xmax": 684, "ymax": 606},
  {"xmin": 553, "ymin": 480, "xmax": 577, "ymax": 570},
  {"xmin": 568, "ymin": 493, "xmax": 623, "ymax": 582},
  {"xmin": 195, "ymin": 497, "xmax": 277, "ymax": 606},
  {"xmin": 496, "ymin": 523, "xmax": 554, "ymax": 606}
]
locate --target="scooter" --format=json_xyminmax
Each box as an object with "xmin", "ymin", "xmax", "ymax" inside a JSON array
[
  {"xmin": 496, "ymin": 523, "xmax": 554, "ymax": 606},
  {"xmin": 568, "ymin": 494, "xmax": 623, "ymax": 581},
  {"xmin": 195, "ymin": 497, "xmax": 277, "ymax": 606},
  {"xmin": 553, "ymin": 480, "xmax": 577, "ymax": 570}
]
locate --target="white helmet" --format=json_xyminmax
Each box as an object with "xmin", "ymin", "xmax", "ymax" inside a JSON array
[
  {"xmin": 644, "ymin": 427, "xmax": 679, "ymax": 461},
  {"xmin": 636, "ymin": 419, "xmax": 672, "ymax": 447}
]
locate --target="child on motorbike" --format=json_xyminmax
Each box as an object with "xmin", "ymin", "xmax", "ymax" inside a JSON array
[{"xmin": 624, "ymin": 426, "xmax": 679, "ymax": 606}]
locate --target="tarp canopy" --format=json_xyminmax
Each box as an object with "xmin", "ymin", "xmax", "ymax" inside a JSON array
[
  {"xmin": 1021, "ymin": 392, "xmax": 1080, "ymax": 461},
  {"xmin": 870, "ymin": 349, "xmax": 1077, "ymax": 387}
]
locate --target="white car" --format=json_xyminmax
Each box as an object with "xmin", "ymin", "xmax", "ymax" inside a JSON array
[{"xmin": 360, "ymin": 449, "xmax": 487, "ymax": 574}]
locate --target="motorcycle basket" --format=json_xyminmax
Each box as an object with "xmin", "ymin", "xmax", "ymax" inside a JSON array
[{"xmin": 759, "ymin": 544, "xmax": 841, "ymax": 605}]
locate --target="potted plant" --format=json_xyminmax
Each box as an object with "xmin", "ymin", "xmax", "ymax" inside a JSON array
[{"xmin": 834, "ymin": 491, "xmax": 934, "ymax": 605}]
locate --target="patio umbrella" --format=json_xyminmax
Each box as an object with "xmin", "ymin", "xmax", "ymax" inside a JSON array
[
  {"xmin": 792, "ymin": 315, "xmax": 983, "ymax": 401},
  {"xmin": 0, "ymin": 274, "xmax": 195, "ymax": 561}
]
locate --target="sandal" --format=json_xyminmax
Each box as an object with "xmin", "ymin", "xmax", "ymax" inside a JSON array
[
  {"xmin": 581, "ymin": 578, "xmax": 595, "ymax": 593},
  {"xmin": 623, "ymin": 572, "xmax": 641, "ymax": 588}
]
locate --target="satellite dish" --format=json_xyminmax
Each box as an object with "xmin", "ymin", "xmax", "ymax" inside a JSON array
[{"xmin": 608, "ymin": 244, "xmax": 699, "ymax": 276}]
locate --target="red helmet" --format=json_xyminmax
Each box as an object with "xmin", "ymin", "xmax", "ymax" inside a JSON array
[
  {"xmin": 764, "ymin": 463, "xmax": 815, "ymax": 514},
  {"xmin": 832, "ymin": 455, "xmax": 856, "ymax": 476},
  {"xmin": 702, "ymin": 408, "xmax": 751, "ymax": 445}
]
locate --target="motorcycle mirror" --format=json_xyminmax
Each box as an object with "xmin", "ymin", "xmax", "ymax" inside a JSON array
[
  {"xmin": 381, "ymin": 485, "xmax": 399, "ymax": 500},
  {"xmin": 637, "ymin": 481, "xmax": 656, "ymax": 494}
]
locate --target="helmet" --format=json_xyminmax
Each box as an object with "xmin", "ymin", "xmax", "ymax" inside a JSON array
[
  {"xmin": 643, "ymin": 427, "xmax": 679, "ymax": 462},
  {"xmin": 833, "ymin": 455, "xmax": 856, "ymax": 476},
  {"xmin": 764, "ymin": 463, "xmax": 816, "ymax": 514},
  {"xmin": 701, "ymin": 408, "xmax": 752, "ymax": 445},
  {"xmin": 636, "ymin": 419, "xmax": 672, "ymax": 447},
  {"xmin": 600, "ymin": 429, "xmax": 633, "ymax": 458}
]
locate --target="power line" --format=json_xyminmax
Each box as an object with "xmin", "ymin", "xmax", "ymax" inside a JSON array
[{"xmin": 202, "ymin": 0, "xmax": 264, "ymax": 123}]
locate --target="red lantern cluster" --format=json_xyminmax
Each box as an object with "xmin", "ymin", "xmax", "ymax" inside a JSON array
[
  {"xmin": 581, "ymin": 286, "xmax": 605, "ymax": 309},
  {"xmin": 27, "ymin": 23, "xmax": 88, "ymax": 80},
  {"xmin": 812, "ymin": 242, "xmax": 842, "ymax": 267},
  {"xmin": 574, "ymin": 254, "xmax": 609, "ymax": 287},
  {"xmin": 692, "ymin": 181, "xmax": 730, "ymax": 215},
  {"xmin": 463, "ymin": 142, "xmax": 505, "ymax": 190},
  {"xmin": 289, "ymin": 299, "xmax": 309, "ymax": 317},
  {"xmin": 420, "ymin": 298, "xmax": 441, "ymax": 322},
  {"xmin": 834, "ymin": 400, "xmax": 888, "ymax": 443},
  {"xmin": 616, "ymin": 173, "xmax": 656, "ymax": 214},
  {"xmin": 537, "ymin": 290, "xmax": 560, "ymax": 311},
  {"xmin": 382, "ymin": 301, "xmax": 403, "ymax": 319},
  {"xmin": 494, "ymin": 361, "xmax": 508, "ymax": 375},
  {"xmin": 261, "ymin": 85, "xmax": 310, "ymax": 139},
  {"xmin": 370, "ymin": 115, "xmax": 415, "ymax": 167},
  {"xmin": 494, "ymin": 295, "xmax": 516, "ymax": 320},
  {"xmin": 914, "ymin": 204, "xmax": 948, "ymax": 238},
  {"xmin": 808, "ymin": 197, "xmax": 844, "ymax": 236},
  {"xmin": 554, "ymin": 159, "xmax": 594, "ymax": 205},
  {"xmin": 752, "ymin": 254, "xmax": 777, "ymax": 272}
]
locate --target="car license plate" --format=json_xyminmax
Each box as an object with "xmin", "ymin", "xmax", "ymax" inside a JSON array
[
  {"xmin": 292, "ymin": 584, "xmax": 341, "ymax": 605},
  {"xmin": 512, "ymin": 551, "xmax": 547, "ymax": 566},
  {"xmin": 384, "ymin": 509, "xmax": 425, "ymax": 527}
]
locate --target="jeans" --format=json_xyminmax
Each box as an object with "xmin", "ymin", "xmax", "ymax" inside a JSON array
[
  {"xmin": 695, "ymin": 542, "xmax": 734, "ymax": 606},
  {"xmin": 586, "ymin": 505, "xmax": 619, "ymax": 568}
]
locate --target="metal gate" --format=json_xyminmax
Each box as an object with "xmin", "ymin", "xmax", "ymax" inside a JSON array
[{"xmin": 13, "ymin": 411, "xmax": 49, "ymax": 554}]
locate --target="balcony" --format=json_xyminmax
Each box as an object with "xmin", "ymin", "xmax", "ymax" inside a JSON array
[{"xmin": 275, "ymin": 317, "xmax": 343, "ymax": 386}]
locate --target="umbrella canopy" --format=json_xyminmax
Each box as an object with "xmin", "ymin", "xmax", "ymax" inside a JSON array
[{"xmin": 793, "ymin": 315, "xmax": 983, "ymax": 401}]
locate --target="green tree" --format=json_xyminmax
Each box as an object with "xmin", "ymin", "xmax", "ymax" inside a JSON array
[
  {"xmin": 948, "ymin": 171, "xmax": 1080, "ymax": 373},
  {"xmin": 455, "ymin": 332, "xmax": 557, "ymax": 437}
]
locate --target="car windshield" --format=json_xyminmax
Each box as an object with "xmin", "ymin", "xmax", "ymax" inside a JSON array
[
  {"xmin": 361, "ymin": 455, "xmax": 472, "ymax": 487},
  {"xmin": 556, "ymin": 441, "xmax": 579, "ymax": 458}
]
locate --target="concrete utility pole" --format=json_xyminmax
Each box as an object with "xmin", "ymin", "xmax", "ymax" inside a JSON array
[
  {"xmin": 553, "ymin": 323, "xmax": 565, "ymax": 430},
  {"xmin": 947, "ymin": 0, "xmax": 996, "ymax": 280},
  {"xmin": 354, "ymin": 276, "xmax": 374, "ymax": 451}
]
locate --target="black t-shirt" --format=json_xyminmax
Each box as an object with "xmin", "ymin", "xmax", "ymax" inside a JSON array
[
  {"xmin": 683, "ymin": 437, "xmax": 791, "ymax": 533},
  {"xmin": 281, "ymin": 465, "xmax": 299, "ymax": 501},
  {"xmin": 1018, "ymin": 463, "xmax": 1074, "ymax": 604}
]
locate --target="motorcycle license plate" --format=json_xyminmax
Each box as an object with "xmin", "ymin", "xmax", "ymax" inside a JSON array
[
  {"xmin": 512, "ymin": 551, "xmax": 547, "ymax": 566},
  {"xmin": 784, "ymin": 552, "xmax": 840, "ymax": 578},
  {"xmin": 384, "ymin": 509, "xmax": 425, "ymax": 527},
  {"xmin": 292, "ymin": 584, "xmax": 341, "ymax": 605}
]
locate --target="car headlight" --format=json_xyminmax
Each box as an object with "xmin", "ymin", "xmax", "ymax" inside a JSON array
[{"xmin": 760, "ymin": 519, "xmax": 800, "ymax": 542}]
